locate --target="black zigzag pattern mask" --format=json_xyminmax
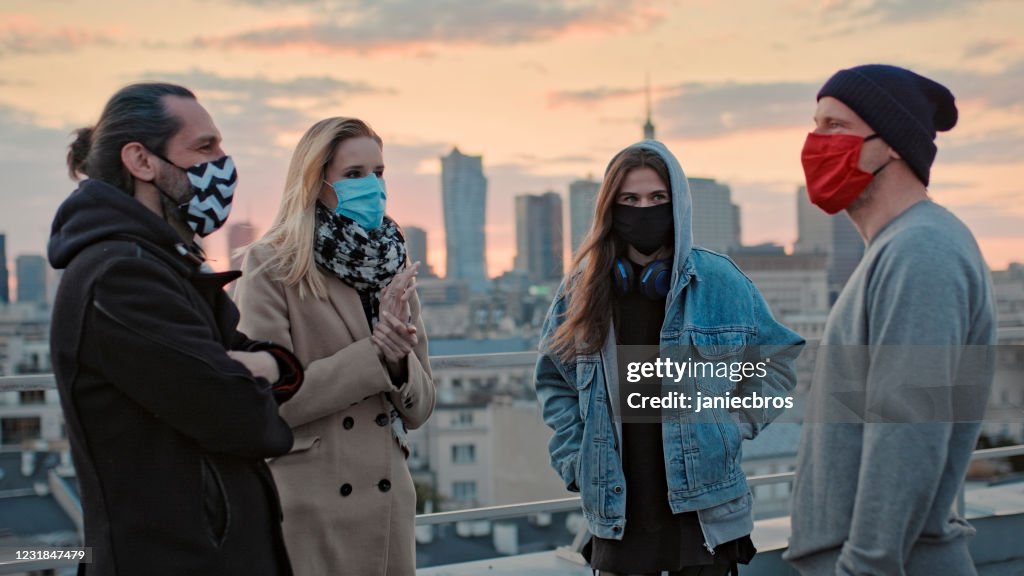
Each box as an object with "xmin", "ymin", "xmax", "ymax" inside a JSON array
[{"xmin": 181, "ymin": 156, "xmax": 237, "ymax": 237}]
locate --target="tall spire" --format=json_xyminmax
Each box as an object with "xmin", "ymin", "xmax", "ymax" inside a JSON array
[{"xmin": 643, "ymin": 72, "xmax": 655, "ymax": 140}]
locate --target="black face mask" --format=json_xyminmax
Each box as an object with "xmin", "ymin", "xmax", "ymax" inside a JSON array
[{"xmin": 611, "ymin": 203, "xmax": 674, "ymax": 255}]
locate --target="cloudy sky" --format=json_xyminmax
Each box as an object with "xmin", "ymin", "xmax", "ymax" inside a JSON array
[{"xmin": 1, "ymin": 0, "xmax": 1022, "ymax": 282}]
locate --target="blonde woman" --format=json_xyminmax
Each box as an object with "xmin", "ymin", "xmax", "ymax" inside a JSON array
[{"xmin": 234, "ymin": 117, "xmax": 434, "ymax": 575}]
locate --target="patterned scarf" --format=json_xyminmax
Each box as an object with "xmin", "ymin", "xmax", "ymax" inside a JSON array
[
  {"xmin": 314, "ymin": 201, "xmax": 407, "ymax": 320},
  {"xmin": 313, "ymin": 201, "xmax": 411, "ymax": 456}
]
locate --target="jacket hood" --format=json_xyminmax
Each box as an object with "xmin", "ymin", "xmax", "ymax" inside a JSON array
[
  {"xmin": 48, "ymin": 179, "xmax": 185, "ymax": 269},
  {"xmin": 605, "ymin": 139, "xmax": 693, "ymax": 291}
]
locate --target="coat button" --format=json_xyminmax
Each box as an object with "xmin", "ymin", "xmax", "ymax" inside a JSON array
[
  {"xmin": 375, "ymin": 414, "xmax": 389, "ymax": 427},
  {"xmin": 613, "ymin": 485, "xmax": 623, "ymax": 494},
  {"xmin": 340, "ymin": 483, "xmax": 352, "ymax": 496},
  {"xmin": 378, "ymin": 479, "xmax": 391, "ymax": 492},
  {"xmin": 612, "ymin": 526, "xmax": 622, "ymax": 533},
  {"xmin": 343, "ymin": 417, "xmax": 354, "ymax": 430}
]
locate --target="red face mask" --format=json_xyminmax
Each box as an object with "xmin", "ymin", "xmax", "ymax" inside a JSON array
[{"xmin": 801, "ymin": 133, "xmax": 882, "ymax": 215}]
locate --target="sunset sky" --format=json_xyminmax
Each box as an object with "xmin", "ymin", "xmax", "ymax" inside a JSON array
[{"xmin": 1, "ymin": 0, "xmax": 1022, "ymax": 282}]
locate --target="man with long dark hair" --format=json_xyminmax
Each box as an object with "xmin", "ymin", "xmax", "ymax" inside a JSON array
[{"xmin": 48, "ymin": 83, "xmax": 303, "ymax": 575}]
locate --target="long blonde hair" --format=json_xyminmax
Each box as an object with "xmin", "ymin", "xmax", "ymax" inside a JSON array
[
  {"xmin": 249, "ymin": 117, "xmax": 383, "ymax": 300},
  {"xmin": 548, "ymin": 148, "xmax": 670, "ymax": 362}
]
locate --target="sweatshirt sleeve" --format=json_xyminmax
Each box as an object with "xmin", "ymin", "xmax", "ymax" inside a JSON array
[{"xmin": 837, "ymin": 228, "xmax": 978, "ymax": 575}]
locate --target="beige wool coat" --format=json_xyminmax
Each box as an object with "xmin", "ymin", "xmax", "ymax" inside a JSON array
[{"xmin": 234, "ymin": 242, "xmax": 435, "ymax": 576}]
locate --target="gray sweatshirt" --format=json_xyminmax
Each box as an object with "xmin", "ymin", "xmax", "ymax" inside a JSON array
[{"xmin": 785, "ymin": 200, "xmax": 996, "ymax": 575}]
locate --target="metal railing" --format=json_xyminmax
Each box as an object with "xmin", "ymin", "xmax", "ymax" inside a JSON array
[
  {"xmin": 0, "ymin": 374, "xmax": 54, "ymax": 392},
  {"xmin": 413, "ymin": 444, "xmax": 1024, "ymax": 527},
  {"xmin": 2, "ymin": 346, "xmax": 1023, "ymax": 573},
  {"xmin": 4, "ymin": 438, "xmax": 1022, "ymax": 575}
]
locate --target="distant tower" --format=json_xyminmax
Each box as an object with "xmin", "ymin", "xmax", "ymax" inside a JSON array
[
  {"xmin": 403, "ymin": 226, "xmax": 436, "ymax": 278},
  {"xmin": 569, "ymin": 177, "xmax": 600, "ymax": 253},
  {"xmin": 794, "ymin": 185, "xmax": 831, "ymax": 256},
  {"xmin": 514, "ymin": 192, "xmax": 564, "ymax": 283},
  {"xmin": 227, "ymin": 222, "xmax": 258, "ymax": 271},
  {"xmin": 16, "ymin": 254, "xmax": 47, "ymax": 304},
  {"xmin": 688, "ymin": 178, "xmax": 741, "ymax": 253},
  {"xmin": 441, "ymin": 148, "xmax": 489, "ymax": 292},
  {"xmin": 643, "ymin": 73, "xmax": 656, "ymax": 140},
  {"xmin": 0, "ymin": 233, "xmax": 8, "ymax": 304},
  {"xmin": 829, "ymin": 213, "xmax": 865, "ymax": 302}
]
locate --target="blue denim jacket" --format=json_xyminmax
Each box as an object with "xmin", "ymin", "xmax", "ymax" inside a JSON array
[{"xmin": 534, "ymin": 140, "xmax": 804, "ymax": 551}]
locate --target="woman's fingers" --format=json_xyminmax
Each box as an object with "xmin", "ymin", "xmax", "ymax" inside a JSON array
[
  {"xmin": 380, "ymin": 263, "xmax": 419, "ymax": 319},
  {"xmin": 373, "ymin": 331, "xmax": 402, "ymax": 361},
  {"xmin": 376, "ymin": 316, "xmax": 416, "ymax": 357},
  {"xmin": 370, "ymin": 338, "xmax": 387, "ymax": 361},
  {"xmin": 400, "ymin": 284, "xmax": 415, "ymax": 302},
  {"xmin": 380, "ymin": 310, "xmax": 410, "ymax": 334},
  {"xmin": 376, "ymin": 332, "xmax": 410, "ymax": 362},
  {"xmin": 376, "ymin": 314, "xmax": 415, "ymax": 348}
]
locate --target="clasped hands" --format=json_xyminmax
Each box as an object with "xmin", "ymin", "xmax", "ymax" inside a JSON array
[{"xmin": 373, "ymin": 262, "xmax": 421, "ymax": 383}]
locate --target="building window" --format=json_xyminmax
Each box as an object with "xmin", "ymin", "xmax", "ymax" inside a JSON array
[
  {"xmin": 1, "ymin": 417, "xmax": 42, "ymax": 446},
  {"xmin": 451, "ymin": 444, "xmax": 476, "ymax": 464},
  {"xmin": 452, "ymin": 481, "xmax": 477, "ymax": 501},
  {"xmin": 451, "ymin": 411, "xmax": 474, "ymax": 427},
  {"xmin": 19, "ymin": 390, "xmax": 46, "ymax": 405}
]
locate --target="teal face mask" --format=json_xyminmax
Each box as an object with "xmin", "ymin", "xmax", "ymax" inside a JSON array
[{"xmin": 329, "ymin": 174, "xmax": 387, "ymax": 230}]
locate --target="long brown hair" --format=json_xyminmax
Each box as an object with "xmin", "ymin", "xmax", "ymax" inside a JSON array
[{"xmin": 548, "ymin": 147, "xmax": 671, "ymax": 362}]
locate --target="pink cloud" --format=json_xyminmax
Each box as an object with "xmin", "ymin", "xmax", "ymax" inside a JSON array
[
  {"xmin": 0, "ymin": 17, "xmax": 122, "ymax": 54},
  {"xmin": 196, "ymin": 0, "xmax": 665, "ymax": 56}
]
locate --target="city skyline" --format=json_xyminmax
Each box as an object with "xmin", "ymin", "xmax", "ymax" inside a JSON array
[{"xmin": 1, "ymin": 1, "xmax": 1022, "ymax": 278}]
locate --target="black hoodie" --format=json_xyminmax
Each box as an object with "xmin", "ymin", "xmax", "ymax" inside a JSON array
[{"xmin": 48, "ymin": 179, "xmax": 300, "ymax": 576}]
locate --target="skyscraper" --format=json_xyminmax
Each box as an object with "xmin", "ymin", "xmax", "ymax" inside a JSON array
[
  {"xmin": 403, "ymin": 226, "xmax": 435, "ymax": 278},
  {"xmin": 688, "ymin": 177, "xmax": 741, "ymax": 253},
  {"xmin": 227, "ymin": 222, "xmax": 258, "ymax": 271},
  {"xmin": 514, "ymin": 192, "xmax": 564, "ymax": 283},
  {"xmin": 829, "ymin": 212, "xmax": 865, "ymax": 301},
  {"xmin": 569, "ymin": 178, "xmax": 600, "ymax": 254},
  {"xmin": 793, "ymin": 185, "xmax": 864, "ymax": 303},
  {"xmin": 794, "ymin": 185, "xmax": 831, "ymax": 255},
  {"xmin": 0, "ymin": 233, "xmax": 8, "ymax": 304},
  {"xmin": 16, "ymin": 254, "xmax": 47, "ymax": 304},
  {"xmin": 441, "ymin": 148, "xmax": 488, "ymax": 292}
]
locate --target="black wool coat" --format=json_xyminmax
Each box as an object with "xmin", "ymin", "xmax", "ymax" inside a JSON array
[{"xmin": 48, "ymin": 179, "xmax": 300, "ymax": 576}]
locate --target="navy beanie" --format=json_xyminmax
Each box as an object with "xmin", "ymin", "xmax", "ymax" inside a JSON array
[{"xmin": 817, "ymin": 64, "xmax": 958, "ymax": 186}]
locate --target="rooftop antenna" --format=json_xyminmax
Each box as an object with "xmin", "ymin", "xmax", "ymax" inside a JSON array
[{"xmin": 643, "ymin": 72, "xmax": 656, "ymax": 140}]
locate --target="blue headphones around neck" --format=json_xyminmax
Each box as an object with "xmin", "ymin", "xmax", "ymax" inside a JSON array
[{"xmin": 611, "ymin": 256, "xmax": 672, "ymax": 300}]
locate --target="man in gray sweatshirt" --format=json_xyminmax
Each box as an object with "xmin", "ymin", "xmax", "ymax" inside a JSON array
[{"xmin": 784, "ymin": 65, "xmax": 996, "ymax": 575}]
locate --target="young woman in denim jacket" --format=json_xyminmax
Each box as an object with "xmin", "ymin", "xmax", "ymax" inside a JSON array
[{"xmin": 535, "ymin": 140, "xmax": 804, "ymax": 576}]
